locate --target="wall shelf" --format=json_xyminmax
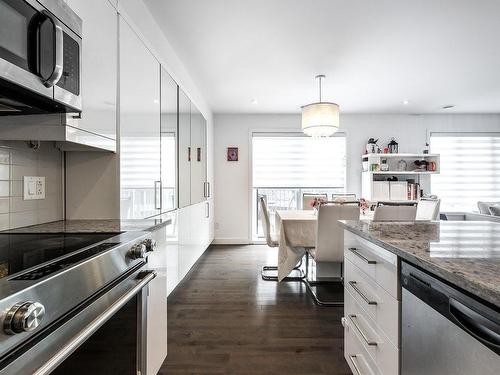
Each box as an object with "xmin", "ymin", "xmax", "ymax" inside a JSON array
[
  {"xmin": 361, "ymin": 153, "xmax": 440, "ymax": 202},
  {"xmin": 362, "ymin": 171, "xmax": 439, "ymax": 175}
]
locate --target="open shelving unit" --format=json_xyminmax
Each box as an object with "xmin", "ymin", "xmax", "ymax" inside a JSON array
[{"xmin": 361, "ymin": 153, "xmax": 440, "ymax": 202}]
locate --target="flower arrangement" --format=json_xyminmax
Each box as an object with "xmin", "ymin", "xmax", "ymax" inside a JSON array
[
  {"xmin": 309, "ymin": 197, "xmax": 326, "ymax": 209},
  {"xmin": 359, "ymin": 198, "xmax": 369, "ymax": 215}
]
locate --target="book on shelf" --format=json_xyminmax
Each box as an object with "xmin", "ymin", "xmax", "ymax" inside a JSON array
[{"xmin": 407, "ymin": 182, "xmax": 421, "ymax": 201}]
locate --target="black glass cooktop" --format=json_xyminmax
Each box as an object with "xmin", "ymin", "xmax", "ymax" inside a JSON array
[{"xmin": 0, "ymin": 233, "xmax": 119, "ymax": 279}]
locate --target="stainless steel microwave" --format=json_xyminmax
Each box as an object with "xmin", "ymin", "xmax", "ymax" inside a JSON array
[{"xmin": 0, "ymin": 0, "xmax": 82, "ymax": 115}]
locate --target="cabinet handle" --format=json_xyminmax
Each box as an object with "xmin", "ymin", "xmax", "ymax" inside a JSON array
[
  {"xmin": 348, "ymin": 281, "xmax": 377, "ymax": 305},
  {"xmin": 197, "ymin": 147, "xmax": 201, "ymax": 162},
  {"xmin": 204, "ymin": 182, "xmax": 210, "ymax": 198},
  {"xmin": 154, "ymin": 181, "xmax": 161, "ymax": 210},
  {"xmin": 188, "ymin": 147, "xmax": 191, "ymax": 162},
  {"xmin": 206, "ymin": 202, "xmax": 209, "ymax": 218},
  {"xmin": 348, "ymin": 355, "xmax": 364, "ymax": 375},
  {"xmin": 348, "ymin": 248, "xmax": 376, "ymax": 264},
  {"xmin": 348, "ymin": 315, "xmax": 378, "ymax": 346}
]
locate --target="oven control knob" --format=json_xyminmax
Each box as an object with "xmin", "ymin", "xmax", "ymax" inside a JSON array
[
  {"xmin": 142, "ymin": 238, "xmax": 157, "ymax": 252},
  {"xmin": 129, "ymin": 243, "xmax": 147, "ymax": 259},
  {"xmin": 4, "ymin": 301, "xmax": 45, "ymax": 335}
]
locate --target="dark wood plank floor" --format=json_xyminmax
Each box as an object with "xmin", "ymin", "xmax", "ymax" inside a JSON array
[{"xmin": 161, "ymin": 245, "xmax": 351, "ymax": 375}]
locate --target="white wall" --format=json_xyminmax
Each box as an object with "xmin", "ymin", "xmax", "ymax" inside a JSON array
[{"xmin": 213, "ymin": 113, "xmax": 500, "ymax": 243}]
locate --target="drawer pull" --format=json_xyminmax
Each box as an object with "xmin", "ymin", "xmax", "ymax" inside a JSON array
[
  {"xmin": 348, "ymin": 248, "xmax": 377, "ymax": 264},
  {"xmin": 349, "ymin": 314, "xmax": 378, "ymax": 346},
  {"xmin": 348, "ymin": 281, "xmax": 377, "ymax": 305},
  {"xmin": 348, "ymin": 355, "xmax": 364, "ymax": 375}
]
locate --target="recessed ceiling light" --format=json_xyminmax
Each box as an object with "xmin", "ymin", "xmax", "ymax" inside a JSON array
[
  {"xmin": 402, "ymin": 100, "xmax": 409, "ymax": 105},
  {"xmin": 251, "ymin": 98, "xmax": 258, "ymax": 104},
  {"xmin": 442, "ymin": 105, "xmax": 455, "ymax": 109}
]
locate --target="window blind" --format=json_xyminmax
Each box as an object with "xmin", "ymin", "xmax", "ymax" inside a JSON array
[
  {"xmin": 252, "ymin": 135, "xmax": 346, "ymax": 188},
  {"xmin": 431, "ymin": 134, "xmax": 500, "ymax": 212}
]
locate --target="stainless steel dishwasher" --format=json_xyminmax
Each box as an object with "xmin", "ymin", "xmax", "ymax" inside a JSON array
[{"xmin": 401, "ymin": 261, "xmax": 500, "ymax": 375}]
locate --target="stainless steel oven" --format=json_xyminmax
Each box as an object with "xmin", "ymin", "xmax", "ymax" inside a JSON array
[
  {"xmin": 0, "ymin": 231, "xmax": 157, "ymax": 375},
  {"xmin": 0, "ymin": 0, "xmax": 82, "ymax": 115}
]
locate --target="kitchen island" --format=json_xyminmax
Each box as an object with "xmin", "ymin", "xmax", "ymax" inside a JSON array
[{"xmin": 338, "ymin": 220, "xmax": 500, "ymax": 375}]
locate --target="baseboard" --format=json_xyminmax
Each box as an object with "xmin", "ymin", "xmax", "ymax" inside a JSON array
[{"xmin": 212, "ymin": 237, "xmax": 250, "ymax": 245}]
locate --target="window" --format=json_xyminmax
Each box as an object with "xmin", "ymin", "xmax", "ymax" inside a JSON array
[
  {"xmin": 431, "ymin": 133, "xmax": 500, "ymax": 212},
  {"xmin": 252, "ymin": 133, "xmax": 346, "ymax": 239}
]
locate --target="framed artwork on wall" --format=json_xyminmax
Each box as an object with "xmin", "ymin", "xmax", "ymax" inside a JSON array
[{"xmin": 227, "ymin": 147, "xmax": 238, "ymax": 161}]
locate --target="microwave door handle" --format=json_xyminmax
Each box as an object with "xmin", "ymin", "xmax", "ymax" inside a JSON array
[{"xmin": 42, "ymin": 11, "xmax": 64, "ymax": 88}]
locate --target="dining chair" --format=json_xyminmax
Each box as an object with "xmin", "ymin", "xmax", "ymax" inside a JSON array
[
  {"xmin": 302, "ymin": 193, "xmax": 328, "ymax": 210},
  {"xmin": 331, "ymin": 193, "xmax": 357, "ymax": 201},
  {"xmin": 259, "ymin": 196, "xmax": 304, "ymax": 281},
  {"xmin": 415, "ymin": 198, "xmax": 441, "ymax": 220},
  {"xmin": 303, "ymin": 202, "xmax": 360, "ymax": 306},
  {"xmin": 373, "ymin": 205, "xmax": 417, "ymax": 221}
]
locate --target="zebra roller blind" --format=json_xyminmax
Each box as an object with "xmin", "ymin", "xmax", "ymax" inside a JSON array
[
  {"xmin": 431, "ymin": 133, "xmax": 500, "ymax": 212},
  {"xmin": 252, "ymin": 133, "xmax": 346, "ymax": 188}
]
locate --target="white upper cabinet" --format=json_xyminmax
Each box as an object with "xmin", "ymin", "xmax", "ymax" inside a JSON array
[
  {"xmin": 161, "ymin": 68, "xmax": 178, "ymax": 212},
  {"xmin": 190, "ymin": 104, "xmax": 207, "ymax": 205},
  {"xmin": 119, "ymin": 18, "xmax": 161, "ymax": 219},
  {"xmin": 67, "ymin": 0, "xmax": 118, "ymax": 140},
  {"xmin": 178, "ymin": 87, "xmax": 191, "ymax": 209}
]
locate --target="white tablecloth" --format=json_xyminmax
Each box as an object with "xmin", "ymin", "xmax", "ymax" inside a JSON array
[
  {"xmin": 275, "ymin": 210, "xmax": 317, "ymax": 281},
  {"xmin": 275, "ymin": 209, "xmax": 370, "ymax": 281}
]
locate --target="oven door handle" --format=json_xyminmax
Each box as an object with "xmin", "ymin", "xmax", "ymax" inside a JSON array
[{"xmin": 32, "ymin": 271, "xmax": 157, "ymax": 375}]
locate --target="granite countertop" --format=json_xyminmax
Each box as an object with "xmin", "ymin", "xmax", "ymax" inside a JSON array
[
  {"xmin": 0, "ymin": 217, "xmax": 172, "ymax": 234},
  {"xmin": 339, "ymin": 220, "xmax": 500, "ymax": 308}
]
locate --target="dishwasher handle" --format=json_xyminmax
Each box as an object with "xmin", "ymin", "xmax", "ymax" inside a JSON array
[{"xmin": 449, "ymin": 298, "xmax": 500, "ymax": 351}]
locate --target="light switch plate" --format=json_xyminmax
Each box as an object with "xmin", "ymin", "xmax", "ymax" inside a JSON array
[{"xmin": 23, "ymin": 176, "xmax": 45, "ymax": 200}]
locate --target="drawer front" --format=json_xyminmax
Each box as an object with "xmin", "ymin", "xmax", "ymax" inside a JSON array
[
  {"xmin": 344, "ymin": 258, "xmax": 399, "ymax": 347},
  {"xmin": 344, "ymin": 231, "xmax": 399, "ymax": 299},
  {"xmin": 345, "ymin": 288, "xmax": 399, "ymax": 375},
  {"xmin": 344, "ymin": 317, "xmax": 380, "ymax": 375}
]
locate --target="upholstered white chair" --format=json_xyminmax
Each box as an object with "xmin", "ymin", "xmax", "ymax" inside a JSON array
[
  {"xmin": 373, "ymin": 205, "xmax": 417, "ymax": 221},
  {"xmin": 302, "ymin": 193, "xmax": 328, "ymax": 210},
  {"xmin": 260, "ymin": 196, "xmax": 278, "ymax": 248},
  {"xmin": 259, "ymin": 197, "xmax": 303, "ymax": 281},
  {"xmin": 416, "ymin": 198, "xmax": 441, "ymax": 220},
  {"xmin": 331, "ymin": 193, "xmax": 357, "ymax": 201},
  {"xmin": 304, "ymin": 203, "xmax": 360, "ymax": 305}
]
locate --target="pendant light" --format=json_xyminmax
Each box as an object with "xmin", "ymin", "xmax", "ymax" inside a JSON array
[{"xmin": 301, "ymin": 75, "xmax": 340, "ymax": 137}]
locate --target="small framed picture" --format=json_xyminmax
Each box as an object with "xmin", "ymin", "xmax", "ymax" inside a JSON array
[{"xmin": 227, "ymin": 147, "xmax": 238, "ymax": 161}]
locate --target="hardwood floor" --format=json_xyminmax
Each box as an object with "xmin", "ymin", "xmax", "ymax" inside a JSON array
[{"xmin": 161, "ymin": 244, "xmax": 351, "ymax": 375}]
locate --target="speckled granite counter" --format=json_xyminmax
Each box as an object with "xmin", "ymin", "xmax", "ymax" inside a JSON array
[
  {"xmin": 339, "ymin": 220, "xmax": 500, "ymax": 308},
  {"xmin": 0, "ymin": 217, "xmax": 172, "ymax": 234}
]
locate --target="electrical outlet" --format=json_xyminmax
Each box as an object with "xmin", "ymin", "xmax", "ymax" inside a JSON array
[{"xmin": 23, "ymin": 176, "xmax": 45, "ymax": 200}]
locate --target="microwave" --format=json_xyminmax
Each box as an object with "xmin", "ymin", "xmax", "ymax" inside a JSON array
[{"xmin": 0, "ymin": 0, "xmax": 82, "ymax": 115}]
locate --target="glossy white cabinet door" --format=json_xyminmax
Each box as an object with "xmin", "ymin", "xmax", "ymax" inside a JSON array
[
  {"xmin": 67, "ymin": 0, "xmax": 117, "ymax": 140},
  {"xmin": 119, "ymin": 18, "xmax": 161, "ymax": 219},
  {"xmin": 190, "ymin": 104, "xmax": 207, "ymax": 205},
  {"xmin": 147, "ymin": 226, "xmax": 168, "ymax": 375},
  {"xmin": 178, "ymin": 88, "xmax": 191, "ymax": 208},
  {"xmin": 160, "ymin": 68, "xmax": 178, "ymax": 212}
]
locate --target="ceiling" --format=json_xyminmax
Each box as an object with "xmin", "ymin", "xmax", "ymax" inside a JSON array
[{"xmin": 144, "ymin": 0, "xmax": 500, "ymax": 114}]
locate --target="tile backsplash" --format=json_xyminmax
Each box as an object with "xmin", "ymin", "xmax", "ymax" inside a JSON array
[{"xmin": 0, "ymin": 141, "xmax": 63, "ymax": 230}]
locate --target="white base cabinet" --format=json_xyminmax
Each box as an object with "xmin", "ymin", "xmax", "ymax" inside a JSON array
[
  {"xmin": 146, "ymin": 225, "xmax": 168, "ymax": 375},
  {"xmin": 165, "ymin": 200, "xmax": 213, "ymax": 296},
  {"xmin": 343, "ymin": 231, "xmax": 401, "ymax": 375}
]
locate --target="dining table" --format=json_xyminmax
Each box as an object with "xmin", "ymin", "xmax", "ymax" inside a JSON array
[{"xmin": 275, "ymin": 209, "xmax": 371, "ymax": 281}]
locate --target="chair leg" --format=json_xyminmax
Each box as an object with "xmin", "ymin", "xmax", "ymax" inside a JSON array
[
  {"xmin": 302, "ymin": 252, "xmax": 344, "ymax": 306},
  {"xmin": 261, "ymin": 258, "xmax": 306, "ymax": 282}
]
